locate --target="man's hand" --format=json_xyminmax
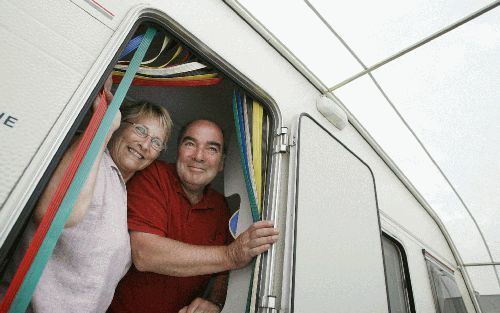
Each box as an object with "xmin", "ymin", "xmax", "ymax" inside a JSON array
[
  {"xmin": 226, "ymin": 220, "xmax": 279, "ymax": 269},
  {"xmin": 178, "ymin": 297, "xmax": 221, "ymax": 313}
]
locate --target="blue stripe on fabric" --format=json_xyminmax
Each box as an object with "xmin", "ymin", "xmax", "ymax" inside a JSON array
[
  {"xmin": 119, "ymin": 34, "xmax": 145, "ymax": 59},
  {"xmin": 232, "ymin": 91, "xmax": 260, "ymax": 223}
]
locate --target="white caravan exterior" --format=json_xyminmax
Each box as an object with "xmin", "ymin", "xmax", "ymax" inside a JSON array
[{"xmin": 1, "ymin": 1, "xmax": 498, "ymax": 312}]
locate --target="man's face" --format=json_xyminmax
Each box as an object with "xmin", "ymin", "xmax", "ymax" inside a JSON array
[{"xmin": 176, "ymin": 120, "xmax": 224, "ymax": 195}]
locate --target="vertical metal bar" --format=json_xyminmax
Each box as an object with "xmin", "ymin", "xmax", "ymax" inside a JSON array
[{"xmin": 257, "ymin": 131, "xmax": 286, "ymax": 312}]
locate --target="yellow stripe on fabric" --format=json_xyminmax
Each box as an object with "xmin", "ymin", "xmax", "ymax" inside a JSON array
[
  {"xmin": 112, "ymin": 72, "xmax": 217, "ymax": 81},
  {"xmin": 134, "ymin": 73, "xmax": 217, "ymax": 81},
  {"xmin": 252, "ymin": 100, "xmax": 263, "ymax": 211},
  {"xmin": 140, "ymin": 35, "xmax": 170, "ymax": 65},
  {"xmin": 155, "ymin": 45, "xmax": 183, "ymax": 68},
  {"xmin": 242, "ymin": 95, "xmax": 259, "ymax": 213}
]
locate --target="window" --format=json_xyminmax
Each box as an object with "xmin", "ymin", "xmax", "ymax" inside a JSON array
[
  {"xmin": 424, "ymin": 250, "xmax": 467, "ymax": 313},
  {"xmin": 382, "ymin": 235, "xmax": 415, "ymax": 313}
]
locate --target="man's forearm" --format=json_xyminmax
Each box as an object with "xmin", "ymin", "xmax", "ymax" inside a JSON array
[
  {"xmin": 130, "ymin": 221, "xmax": 278, "ymax": 277},
  {"xmin": 206, "ymin": 273, "xmax": 228, "ymax": 309},
  {"xmin": 131, "ymin": 232, "xmax": 234, "ymax": 276}
]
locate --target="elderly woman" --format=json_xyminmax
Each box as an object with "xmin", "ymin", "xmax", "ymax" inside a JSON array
[{"xmin": 28, "ymin": 77, "xmax": 173, "ymax": 313}]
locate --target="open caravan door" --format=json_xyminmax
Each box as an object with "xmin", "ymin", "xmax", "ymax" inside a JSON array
[{"xmin": 288, "ymin": 114, "xmax": 389, "ymax": 313}]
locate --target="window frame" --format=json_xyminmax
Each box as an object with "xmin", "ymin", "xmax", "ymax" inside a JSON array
[
  {"xmin": 423, "ymin": 249, "xmax": 468, "ymax": 313},
  {"xmin": 382, "ymin": 233, "xmax": 416, "ymax": 313}
]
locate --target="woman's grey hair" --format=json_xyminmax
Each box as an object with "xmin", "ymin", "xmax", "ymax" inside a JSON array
[{"xmin": 120, "ymin": 101, "xmax": 173, "ymax": 143}]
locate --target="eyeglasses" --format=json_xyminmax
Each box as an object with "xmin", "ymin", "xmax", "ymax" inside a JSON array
[{"xmin": 123, "ymin": 121, "xmax": 165, "ymax": 151}]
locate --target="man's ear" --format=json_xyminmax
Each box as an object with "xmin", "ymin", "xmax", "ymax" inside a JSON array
[{"xmin": 218, "ymin": 155, "xmax": 225, "ymax": 172}]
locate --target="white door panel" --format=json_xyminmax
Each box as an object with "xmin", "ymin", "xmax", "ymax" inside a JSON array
[{"xmin": 293, "ymin": 115, "xmax": 389, "ymax": 313}]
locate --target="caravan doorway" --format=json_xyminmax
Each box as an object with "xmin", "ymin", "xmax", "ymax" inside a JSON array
[{"xmin": 0, "ymin": 18, "xmax": 280, "ymax": 313}]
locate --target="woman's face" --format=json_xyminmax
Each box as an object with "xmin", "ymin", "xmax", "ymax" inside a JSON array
[{"xmin": 109, "ymin": 115, "xmax": 166, "ymax": 181}]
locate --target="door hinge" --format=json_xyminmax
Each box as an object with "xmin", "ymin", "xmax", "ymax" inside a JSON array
[{"xmin": 276, "ymin": 127, "xmax": 294, "ymax": 153}]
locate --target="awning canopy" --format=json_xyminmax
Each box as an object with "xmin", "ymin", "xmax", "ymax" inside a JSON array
[{"xmin": 236, "ymin": 0, "xmax": 500, "ymax": 295}]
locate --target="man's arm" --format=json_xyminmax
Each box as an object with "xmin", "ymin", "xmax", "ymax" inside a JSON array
[
  {"xmin": 178, "ymin": 274, "xmax": 228, "ymax": 313},
  {"xmin": 34, "ymin": 76, "xmax": 119, "ymax": 227},
  {"xmin": 206, "ymin": 273, "xmax": 228, "ymax": 309},
  {"xmin": 131, "ymin": 220, "xmax": 278, "ymax": 276}
]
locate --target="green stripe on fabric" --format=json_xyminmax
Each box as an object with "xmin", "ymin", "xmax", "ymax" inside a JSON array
[
  {"xmin": 232, "ymin": 91, "xmax": 260, "ymax": 222},
  {"xmin": 245, "ymin": 258, "xmax": 257, "ymax": 313},
  {"xmin": 9, "ymin": 27, "xmax": 157, "ymax": 313},
  {"xmin": 232, "ymin": 90, "xmax": 262, "ymax": 313}
]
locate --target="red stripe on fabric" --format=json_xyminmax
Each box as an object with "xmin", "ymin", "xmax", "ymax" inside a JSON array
[
  {"xmin": 0, "ymin": 91, "xmax": 108, "ymax": 312},
  {"xmin": 112, "ymin": 75, "xmax": 223, "ymax": 87},
  {"xmin": 131, "ymin": 77, "xmax": 223, "ymax": 86}
]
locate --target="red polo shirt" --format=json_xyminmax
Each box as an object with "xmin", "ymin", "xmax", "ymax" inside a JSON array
[{"xmin": 108, "ymin": 161, "xmax": 229, "ymax": 313}]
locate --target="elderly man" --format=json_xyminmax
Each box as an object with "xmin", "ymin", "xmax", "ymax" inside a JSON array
[{"xmin": 109, "ymin": 119, "xmax": 278, "ymax": 313}]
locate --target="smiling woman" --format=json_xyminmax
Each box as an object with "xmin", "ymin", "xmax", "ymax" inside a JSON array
[
  {"xmin": 122, "ymin": 122, "xmax": 166, "ymax": 151},
  {"xmin": 108, "ymin": 101, "xmax": 172, "ymax": 182},
  {"xmin": 1, "ymin": 94, "xmax": 173, "ymax": 313}
]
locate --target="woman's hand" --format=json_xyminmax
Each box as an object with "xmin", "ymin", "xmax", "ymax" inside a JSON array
[{"xmin": 93, "ymin": 74, "xmax": 121, "ymax": 133}]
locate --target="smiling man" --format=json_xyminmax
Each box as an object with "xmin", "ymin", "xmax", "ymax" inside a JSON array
[{"xmin": 109, "ymin": 119, "xmax": 279, "ymax": 313}]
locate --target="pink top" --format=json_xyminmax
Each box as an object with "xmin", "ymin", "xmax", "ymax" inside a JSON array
[{"xmin": 30, "ymin": 150, "xmax": 131, "ymax": 313}]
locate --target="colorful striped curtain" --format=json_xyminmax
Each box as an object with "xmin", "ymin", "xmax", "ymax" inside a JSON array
[{"xmin": 113, "ymin": 28, "xmax": 223, "ymax": 87}]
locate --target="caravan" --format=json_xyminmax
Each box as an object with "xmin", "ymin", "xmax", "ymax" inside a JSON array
[{"xmin": 1, "ymin": 1, "xmax": 499, "ymax": 312}]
